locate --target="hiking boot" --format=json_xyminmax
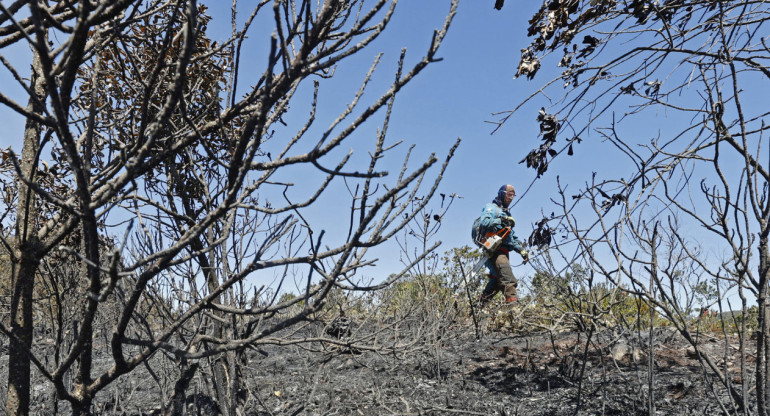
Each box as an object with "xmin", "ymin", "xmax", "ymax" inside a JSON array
[{"xmin": 503, "ymin": 283, "xmax": 517, "ymax": 303}]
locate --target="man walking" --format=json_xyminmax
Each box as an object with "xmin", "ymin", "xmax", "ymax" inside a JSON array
[{"xmin": 472, "ymin": 184, "xmax": 529, "ymax": 304}]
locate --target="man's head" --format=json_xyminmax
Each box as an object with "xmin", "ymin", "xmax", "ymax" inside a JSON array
[{"xmin": 496, "ymin": 184, "xmax": 516, "ymax": 207}]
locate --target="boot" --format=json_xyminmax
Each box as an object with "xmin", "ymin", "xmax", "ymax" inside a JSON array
[
  {"xmin": 503, "ymin": 283, "xmax": 517, "ymax": 303},
  {"xmin": 480, "ymin": 274, "xmax": 503, "ymax": 305}
]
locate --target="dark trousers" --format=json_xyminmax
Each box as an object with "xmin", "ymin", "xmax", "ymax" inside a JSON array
[{"xmin": 480, "ymin": 251, "xmax": 518, "ymax": 303}]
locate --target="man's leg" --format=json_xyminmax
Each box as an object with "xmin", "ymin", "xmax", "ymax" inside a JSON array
[
  {"xmin": 493, "ymin": 253, "xmax": 518, "ymax": 302},
  {"xmin": 480, "ymin": 274, "xmax": 503, "ymax": 304}
]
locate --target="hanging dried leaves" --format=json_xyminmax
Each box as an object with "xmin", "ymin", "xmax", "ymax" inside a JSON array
[
  {"xmin": 537, "ymin": 108, "xmax": 560, "ymax": 143},
  {"xmin": 528, "ymin": 217, "xmax": 553, "ymax": 250},
  {"xmin": 515, "ymin": 48, "xmax": 541, "ymax": 80},
  {"xmin": 519, "ymin": 108, "xmax": 563, "ymax": 177}
]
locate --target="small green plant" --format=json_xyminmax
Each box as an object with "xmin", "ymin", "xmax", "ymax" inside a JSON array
[
  {"xmin": 527, "ymin": 265, "xmax": 673, "ymax": 331},
  {"xmin": 716, "ymin": 305, "xmax": 759, "ymax": 335},
  {"xmin": 278, "ymin": 292, "xmax": 298, "ymax": 306},
  {"xmin": 376, "ymin": 273, "xmax": 455, "ymax": 317}
]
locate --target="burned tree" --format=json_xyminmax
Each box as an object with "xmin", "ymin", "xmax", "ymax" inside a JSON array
[
  {"xmin": 503, "ymin": 1, "xmax": 769, "ymax": 414},
  {"xmin": 0, "ymin": 0, "xmax": 459, "ymax": 414}
]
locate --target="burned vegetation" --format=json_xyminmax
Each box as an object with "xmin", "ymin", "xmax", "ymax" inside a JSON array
[{"xmin": 1, "ymin": 270, "xmax": 760, "ymax": 415}]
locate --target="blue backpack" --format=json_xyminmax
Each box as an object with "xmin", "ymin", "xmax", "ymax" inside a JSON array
[{"xmin": 471, "ymin": 216, "xmax": 484, "ymax": 246}]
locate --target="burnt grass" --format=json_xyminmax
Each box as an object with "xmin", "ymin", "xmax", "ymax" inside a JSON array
[
  {"xmin": 1, "ymin": 309, "xmax": 758, "ymax": 416},
  {"xmin": 245, "ymin": 326, "xmax": 753, "ymax": 416}
]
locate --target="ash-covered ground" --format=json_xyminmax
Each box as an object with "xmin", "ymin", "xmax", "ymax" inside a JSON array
[
  {"xmin": 244, "ymin": 324, "xmax": 752, "ymax": 415},
  {"xmin": 1, "ymin": 308, "xmax": 756, "ymax": 415}
]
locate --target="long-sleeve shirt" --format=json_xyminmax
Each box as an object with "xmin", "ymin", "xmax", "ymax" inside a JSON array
[{"xmin": 474, "ymin": 202, "xmax": 524, "ymax": 253}]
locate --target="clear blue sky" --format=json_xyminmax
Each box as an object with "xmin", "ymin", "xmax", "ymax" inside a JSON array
[
  {"xmin": 0, "ymin": 1, "xmax": 549, "ymax": 282},
  {"xmin": 2, "ymin": 1, "xmax": 745, "ymax": 303},
  {"xmin": 0, "ymin": 1, "xmax": 621, "ymax": 282},
  {"xmin": 195, "ymin": 0, "xmax": 552, "ymax": 282}
]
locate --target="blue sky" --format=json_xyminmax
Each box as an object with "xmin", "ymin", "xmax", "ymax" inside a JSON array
[
  {"xmin": 0, "ymin": 1, "xmax": 653, "ymax": 282},
  {"xmin": 0, "ymin": 1, "xmax": 549, "ymax": 283},
  {"xmin": 2, "ymin": 1, "xmax": 752, "ymax": 304},
  {"xmin": 194, "ymin": 1, "xmax": 552, "ymax": 282}
]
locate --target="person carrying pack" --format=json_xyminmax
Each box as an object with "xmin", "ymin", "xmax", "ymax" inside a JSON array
[{"xmin": 471, "ymin": 184, "xmax": 529, "ymax": 304}]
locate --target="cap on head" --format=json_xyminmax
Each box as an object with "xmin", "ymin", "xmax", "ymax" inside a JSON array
[
  {"xmin": 498, "ymin": 184, "xmax": 516, "ymax": 198},
  {"xmin": 495, "ymin": 184, "xmax": 516, "ymax": 207}
]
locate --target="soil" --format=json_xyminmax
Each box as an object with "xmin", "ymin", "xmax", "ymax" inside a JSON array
[
  {"xmin": 243, "ymin": 324, "xmax": 753, "ymax": 416},
  {"xmin": 0, "ymin": 308, "xmax": 757, "ymax": 415}
]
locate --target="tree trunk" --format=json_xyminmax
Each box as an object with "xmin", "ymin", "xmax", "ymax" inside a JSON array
[
  {"xmin": 208, "ymin": 271, "xmax": 231, "ymax": 416},
  {"xmin": 758, "ymin": 234, "xmax": 770, "ymax": 416},
  {"xmin": 5, "ymin": 46, "xmax": 45, "ymax": 416},
  {"xmin": 71, "ymin": 201, "xmax": 102, "ymax": 416},
  {"xmin": 165, "ymin": 362, "xmax": 199, "ymax": 416},
  {"xmin": 198, "ymin": 232, "xmax": 232, "ymax": 416},
  {"xmin": 6, "ymin": 251, "xmax": 38, "ymax": 416}
]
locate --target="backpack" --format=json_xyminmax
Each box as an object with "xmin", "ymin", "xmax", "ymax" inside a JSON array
[{"xmin": 471, "ymin": 216, "xmax": 484, "ymax": 247}]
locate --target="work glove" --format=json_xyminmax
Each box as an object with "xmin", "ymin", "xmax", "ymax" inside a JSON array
[
  {"xmin": 520, "ymin": 249, "xmax": 530, "ymax": 264},
  {"xmin": 501, "ymin": 216, "xmax": 515, "ymax": 228}
]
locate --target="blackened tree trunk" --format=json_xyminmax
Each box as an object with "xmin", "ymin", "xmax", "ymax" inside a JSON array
[
  {"xmin": 759, "ymin": 235, "xmax": 770, "ymax": 416},
  {"xmin": 6, "ymin": 47, "xmax": 46, "ymax": 416}
]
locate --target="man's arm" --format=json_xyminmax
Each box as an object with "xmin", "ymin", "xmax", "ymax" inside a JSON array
[
  {"xmin": 478, "ymin": 205, "xmax": 502, "ymax": 232},
  {"xmin": 503, "ymin": 226, "xmax": 528, "ymax": 262}
]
